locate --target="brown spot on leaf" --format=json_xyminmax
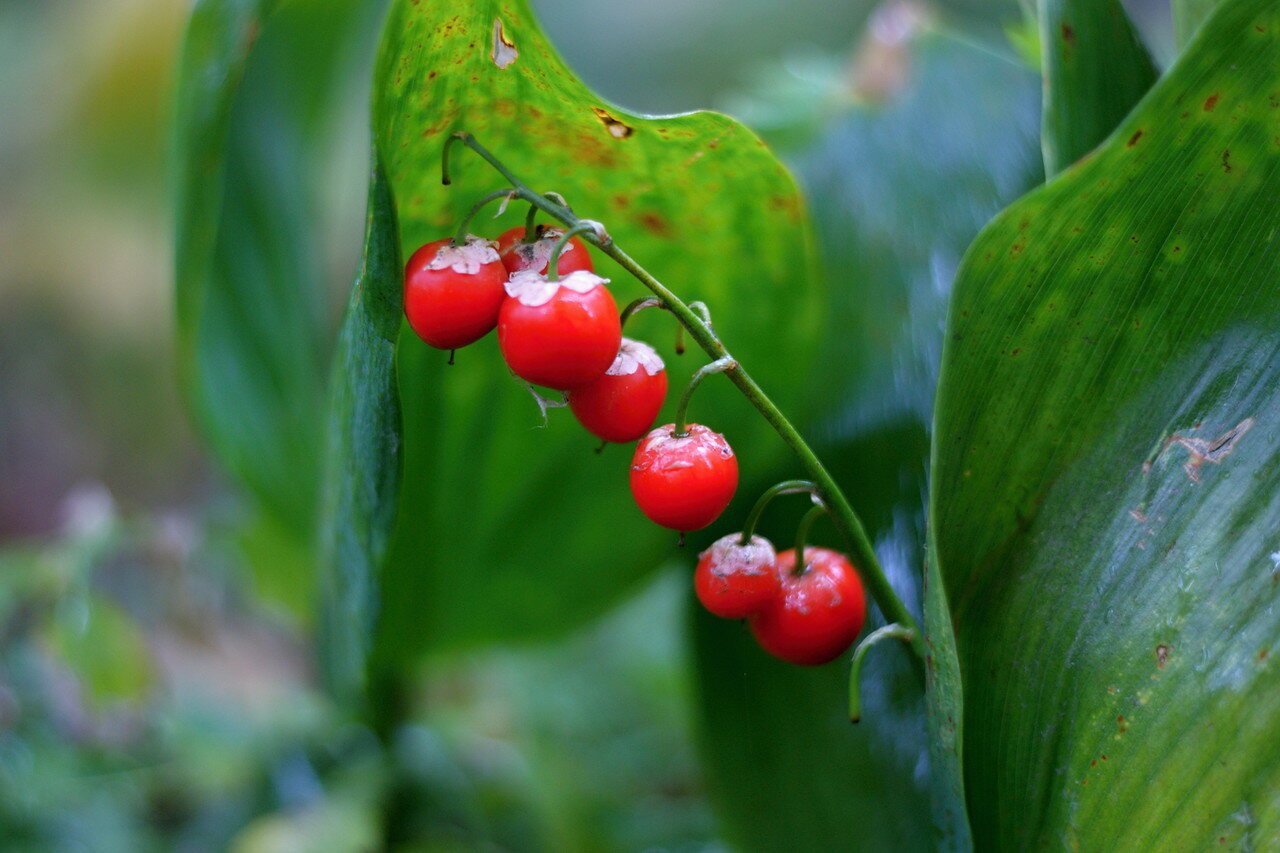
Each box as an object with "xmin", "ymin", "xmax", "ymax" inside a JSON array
[
  {"xmin": 1222, "ymin": 149, "xmax": 1233, "ymax": 173},
  {"xmin": 1061, "ymin": 23, "xmax": 1075, "ymax": 45},
  {"xmin": 1117, "ymin": 715, "xmax": 1129, "ymax": 733},
  {"xmin": 1127, "ymin": 129, "xmax": 1144, "ymax": 148},
  {"xmin": 1204, "ymin": 93, "xmax": 1220, "ymax": 112},
  {"xmin": 491, "ymin": 18, "xmax": 518, "ymax": 69},
  {"xmin": 591, "ymin": 107, "xmax": 634, "ymax": 139},
  {"xmin": 638, "ymin": 211, "xmax": 672, "ymax": 237},
  {"xmin": 1156, "ymin": 644, "xmax": 1171, "ymax": 669},
  {"xmin": 1161, "ymin": 418, "xmax": 1254, "ymax": 482}
]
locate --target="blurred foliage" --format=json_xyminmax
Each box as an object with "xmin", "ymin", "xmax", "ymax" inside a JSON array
[
  {"xmin": 0, "ymin": 496, "xmax": 717, "ymax": 851},
  {"xmin": 692, "ymin": 9, "xmax": 1041, "ymax": 848}
]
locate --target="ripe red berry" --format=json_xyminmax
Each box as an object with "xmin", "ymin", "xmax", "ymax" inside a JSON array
[
  {"xmin": 630, "ymin": 424, "xmax": 738, "ymax": 531},
  {"xmin": 497, "ymin": 226, "xmax": 595, "ymax": 276},
  {"xmin": 567, "ymin": 338, "xmax": 668, "ymax": 442},
  {"xmin": 695, "ymin": 533, "xmax": 780, "ymax": 619},
  {"xmin": 498, "ymin": 270, "xmax": 622, "ymax": 390},
  {"xmin": 403, "ymin": 236, "xmax": 508, "ymax": 350},
  {"xmin": 749, "ymin": 547, "xmax": 866, "ymax": 666}
]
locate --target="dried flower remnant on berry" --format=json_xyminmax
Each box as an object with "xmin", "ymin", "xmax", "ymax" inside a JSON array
[
  {"xmin": 632, "ymin": 425, "xmax": 734, "ymax": 473},
  {"xmin": 511, "ymin": 228, "xmax": 577, "ymax": 269},
  {"xmin": 427, "ymin": 235, "xmax": 500, "ymax": 274},
  {"xmin": 701, "ymin": 534, "xmax": 776, "ymax": 578},
  {"xmin": 504, "ymin": 269, "xmax": 609, "ymax": 307},
  {"xmin": 608, "ymin": 338, "xmax": 665, "ymax": 377}
]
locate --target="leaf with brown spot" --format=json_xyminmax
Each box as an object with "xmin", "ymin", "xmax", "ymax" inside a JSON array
[
  {"xmin": 342, "ymin": 0, "xmax": 821, "ymax": 677},
  {"xmin": 933, "ymin": 1, "xmax": 1280, "ymax": 847},
  {"xmin": 1039, "ymin": 0, "xmax": 1156, "ymax": 177}
]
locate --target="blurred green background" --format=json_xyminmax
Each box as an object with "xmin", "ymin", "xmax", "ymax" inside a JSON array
[{"xmin": 0, "ymin": 0, "xmax": 1173, "ymax": 849}]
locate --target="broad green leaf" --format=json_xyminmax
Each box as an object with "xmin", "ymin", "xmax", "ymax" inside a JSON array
[
  {"xmin": 691, "ymin": 29, "xmax": 1041, "ymax": 850},
  {"xmin": 318, "ymin": 162, "xmax": 402, "ymax": 705},
  {"xmin": 360, "ymin": 0, "xmax": 821, "ymax": 664},
  {"xmin": 172, "ymin": 0, "xmax": 377, "ymax": 539},
  {"xmin": 1038, "ymin": 0, "xmax": 1156, "ymax": 177},
  {"xmin": 932, "ymin": 0, "xmax": 1280, "ymax": 846}
]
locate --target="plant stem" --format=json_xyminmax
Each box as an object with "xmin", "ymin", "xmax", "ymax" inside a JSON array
[
  {"xmin": 523, "ymin": 202, "xmax": 539, "ymax": 240},
  {"xmin": 848, "ymin": 623, "xmax": 916, "ymax": 723},
  {"xmin": 740, "ymin": 480, "xmax": 818, "ymax": 545},
  {"xmin": 674, "ymin": 356, "xmax": 736, "ymax": 436},
  {"xmin": 619, "ymin": 296, "xmax": 665, "ymax": 329},
  {"xmin": 442, "ymin": 132, "xmax": 925, "ymax": 662},
  {"xmin": 546, "ymin": 221, "xmax": 601, "ymax": 281},
  {"xmin": 452, "ymin": 188, "xmax": 512, "ymax": 244},
  {"xmin": 793, "ymin": 504, "xmax": 826, "ymax": 576}
]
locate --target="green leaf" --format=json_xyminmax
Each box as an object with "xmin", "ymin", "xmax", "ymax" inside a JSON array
[
  {"xmin": 691, "ymin": 29, "xmax": 1041, "ymax": 851},
  {"xmin": 318, "ymin": 162, "xmax": 403, "ymax": 704},
  {"xmin": 172, "ymin": 0, "xmax": 377, "ymax": 538},
  {"xmin": 932, "ymin": 0, "xmax": 1280, "ymax": 846},
  {"xmin": 1038, "ymin": 0, "xmax": 1157, "ymax": 177},
  {"xmin": 359, "ymin": 0, "xmax": 821, "ymax": 664}
]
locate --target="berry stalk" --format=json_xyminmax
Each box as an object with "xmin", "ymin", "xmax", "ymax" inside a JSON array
[{"xmin": 442, "ymin": 131, "xmax": 925, "ymax": 663}]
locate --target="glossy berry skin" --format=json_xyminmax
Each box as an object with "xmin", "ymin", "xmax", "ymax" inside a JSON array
[
  {"xmin": 750, "ymin": 547, "xmax": 866, "ymax": 666},
  {"xmin": 403, "ymin": 236, "xmax": 507, "ymax": 349},
  {"xmin": 497, "ymin": 226, "xmax": 595, "ymax": 276},
  {"xmin": 498, "ymin": 270, "xmax": 622, "ymax": 390},
  {"xmin": 567, "ymin": 338, "xmax": 668, "ymax": 442},
  {"xmin": 695, "ymin": 533, "xmax": 780, "ymax": 619},
  {"xmin": 630, "ymin": 423, "xmax": 738, "ymax": 531}
]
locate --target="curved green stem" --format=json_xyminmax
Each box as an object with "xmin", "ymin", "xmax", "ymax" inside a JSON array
[
  {"xmin": 620, "ymin": 296, "xmax": 665, "ymax": 329},
  {"xmin": 440, "ymin": 131, "xmax": 925, "ymax": 664},
  {"xmin": 453, "ymin": 188, "xmax": 514, "ymax": 245},
  {"xmin": 546, "ymin": 221, "xmax": 604, "ymax": 281},
  {"xmin": 793, "ymin": 504, "xmax": 827, "ymax": 576},
  {"xmin": 674, "ymin": 356, "xmax": 736, "ymax": 436},
  {"xmin": 689, "ymin": 301, "xmax": 713, "ymax": 333},
  {"xmin": 848, "ymin": 624, "xmax": 916, "ymax": 723},
  {"xmin": 739, "ymin": 480, "xmax": 818, "ymax": 545},
  {"xmin": 521, "ymin": 202, "xmax": 540, "ymax": 241}
]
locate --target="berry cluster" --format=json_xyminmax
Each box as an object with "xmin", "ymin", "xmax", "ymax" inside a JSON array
[
  {"xmin": 404, "ymin": 225, "xmax": 738, "ymax": 534},
  {"xmin": 695, "ymin": 504, "xmax": 867, "ymax": 666},
  {"xmin": 404, "ymin": 198, "xmax": 866, "ymax": 668}
]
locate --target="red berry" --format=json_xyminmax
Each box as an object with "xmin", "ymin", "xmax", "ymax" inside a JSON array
[
  {"xmin": 749, "ymin": 547, "xmax": 866, "ymax": 666},
  {"xmin": 567, "ymin": 338, "xmax": 668, "ymax": 442},
  {"xmin": 630, "ymin": 423, "xmax": 738, "ymax": 531},
  {"xmin": 403, "ymin": 236, "xmax": 507, "ymax": 350},
  {"xmin": 695, "ymin": 533, "xmax": 780, "ymax": 619},
  {"xmin": 498, "ymin": 270, "xmax": 622, "ymax": 390},
  {"xmin": 497, "ymin": 226, "xmax": 595, "ymax": 276}
]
